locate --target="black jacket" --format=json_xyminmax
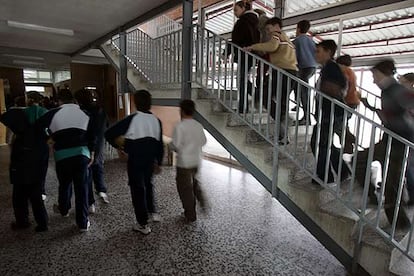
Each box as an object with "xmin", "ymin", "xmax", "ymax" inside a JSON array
[{"xmin": 228, "ymin": 11, "xmax": 260, "ymax": 61}]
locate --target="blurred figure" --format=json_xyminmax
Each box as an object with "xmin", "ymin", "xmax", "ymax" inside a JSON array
[
  {"xmin": 399, "ymin": 73, "xmax": 414, "ymax": 90},
  {"xmin": 293, "ymin": 20, "xmax": 317, "ymax": 125},
  {"xmin": 0, "ymin": 91, "xmax": 49, "ymax": 232},
  {"xmin": 357, "ymin": 60, "xmax": 413, "ymax": 228},
  {"xmin": 170, "ymin": 100, "xmax": 207, "ymax": 223},
  {"xmin": 226, "ymin": 0, "xmax": 260, "ymax": 113},
  {"xmin": 105, "ymin": 90, "xmax": 163, "ymax": 235},
  {"xmin": 336, "ymin": 54, "xmax": 360, "ymax": 154},
  {"xmin": 398, "ymin": 72, "xmax": 414, "ymax": 205},
  {"xmin": 245, "ymin": 17, "xmax": 298, "ymax": 144},
  {"xmin": 25, "ymin": 92, "xmax": 50, "ymax": 201},
  {"xmin": 75, "ymin": 89, "xmax": 109, "ymax": 207},
  {"xmin": 311, "ymin": 40, "xmax": 350, "ymax": 185},
  {"xmin": 37, "ymin": 89, "xmax": 97, "ymax": 232}
]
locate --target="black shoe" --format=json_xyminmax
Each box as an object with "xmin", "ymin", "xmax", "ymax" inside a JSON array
[
  {"xmin": 11, "ymin": 222, "xmax": 31, "ymax": 230},
  {"xmin": 278, "ymin": 136, "xmax": 290, "ymax": 145},
  {"xmin": 35, "ymin": 225, "xmax": 48, "ymax": 232}
]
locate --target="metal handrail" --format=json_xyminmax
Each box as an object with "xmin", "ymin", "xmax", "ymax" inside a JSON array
[
  {"xmin": 109, "ymin": 23, "xmax": 414, "ymax": 264},
  {"xmin": 193, "ymin": 24, "xmax": 414, "ymax": 264}
]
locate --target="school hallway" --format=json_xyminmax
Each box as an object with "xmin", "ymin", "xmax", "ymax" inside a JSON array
[{"xmin": 0, "ymin": 145, "xmax": 346, "ymax": 275}]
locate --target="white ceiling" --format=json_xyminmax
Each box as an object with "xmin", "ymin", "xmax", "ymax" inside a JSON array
[
  {"xmin": 0, "ymin": 0, "xmax": 171, "ymax": 53},
  {"xmin": 0, "ymin": 0, "xmax": 174, "ymax": 70}
]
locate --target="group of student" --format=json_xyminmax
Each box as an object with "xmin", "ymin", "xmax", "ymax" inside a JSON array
[
  {"xmin": 229, "ymin": 0, "xmax": 414, "ymax": 229},
  {"xmin": 1, "ymin": 88, "xmax": 207, "ymax": 235}
]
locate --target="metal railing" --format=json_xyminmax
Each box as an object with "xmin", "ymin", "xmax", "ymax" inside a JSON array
[
  {"xmin": 109, "ymin": 23, "xmax": 414, "ymax": 265},
  {"xmin": 192, "ymin": 24, "xmax": 414, "ymax": 265},
  {"xmin": 138, "ymin": 15, "xmax": 182, "ymax": 39},
  {"xmin": 110, "ymin": 28, "xmax": 183, "ymax": 86}
]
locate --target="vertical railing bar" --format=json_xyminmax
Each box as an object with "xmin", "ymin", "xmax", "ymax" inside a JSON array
[
  {"xmin": 376, "ymin": 136, "xmax": 392, "ymax": 227},
  {"xmin": 314, "ymin": 93, "xmax": 323, "ymax": 179},
  {"xmin": 336, "ymin": 109, "xmax": 348, "ymax": 196},
  {"xmin": 258, "ymin": 61, "xmax": 264, "ymax": 136},
  {"xmin": 243, "ymin": 51, "xmax": 248, "ymax": 116},
  {"xmin": 267, "ymin": 71, "xmax": 273, "ymax": 141},
  {"xmin": 294, "ymin": 81, "xmax": 301, "ymax": 157},
  {"xmin": 323, "ymin": 100, "xmax": 335, "ymax": 186},
  {"xmin": 390, "ymin": 144, "xmax": 409, "ymax": 239},
  {"xmin": 348, "ymin": 116, "xmax": 361, "ymax": 202}
]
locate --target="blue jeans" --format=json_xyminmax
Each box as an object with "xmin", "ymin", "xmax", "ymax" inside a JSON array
[{"xmin": 56, "ymin": 156, "xmax": 90, "ymax": 228}]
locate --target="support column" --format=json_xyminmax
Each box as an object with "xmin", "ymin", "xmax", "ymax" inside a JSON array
[
  {"xmin": 274, "ymin": 0, "xmax": 286, "ymax": 18},
  {"xmin": 182, "ymin": 0, "xmax": 193, "ymax": 100},
  {"xmin": 337, "ymin": 18, "xmax": 344, "ymax": 57},
  {"xmin": 119, "ymin": 31, "xmax": 130, "ymax": 115}
]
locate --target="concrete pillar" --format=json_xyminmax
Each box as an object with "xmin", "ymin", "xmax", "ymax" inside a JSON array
[{"xmin": 182, "ymin": 0, "xmax": 193, "ymax": 99}]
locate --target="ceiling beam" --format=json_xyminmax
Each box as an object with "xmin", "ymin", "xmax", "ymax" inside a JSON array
[
  {"xmin": 282, "ymin": 0, "xmax": 411, "ymax": 26},
  {"xmin": 71, "ymin": 0, "xmax": 182, "ymax": 57}
]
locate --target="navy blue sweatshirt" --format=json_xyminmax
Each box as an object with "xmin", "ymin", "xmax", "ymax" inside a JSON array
[
  {"xmin": 105, "ymin": 111, "xmax": 164, "ymax": 166},
  {"xmin": 37, "ymin": 103, "xmax": 97, "ymax": 162}
]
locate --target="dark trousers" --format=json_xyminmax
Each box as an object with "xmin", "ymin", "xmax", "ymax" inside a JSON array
[
  {"xmin": 238, "ymin": 55, "xmax": 254, "ymax": 112},
  {"xmin": 10, "ymin": 164, "xmax": 48, "ymax": 228},
  {"xmin": 294, "ymin": 67, "xmax": 315, "ymax": 120},
  {"xmin": 406, "ymin": 150, "xmax": 414, "ymax": 200},
  {"xmin": 311, "ymin": 117, "xmax": 351, "ymax": 183},
  {"xmin": 176, "ymin": 167, "xmax": 205, "ymax": 221},
  {"xmin": 39, "ymin": 150, "xmax": 49, "ymax": 195},
  {"xmin": 128, "ymin": 163, "xmax": 156, "ymax": 226},
  {"xmin": 91, "ymin": 148, "xmax": 106, "ymax": 193},
  {"xmin": 355, "ymin": 136, "xmax": 411, "ymax": 228},
  {"xmin": 55, "ymin": 156, "xmax": 90, "ymax": 228}
]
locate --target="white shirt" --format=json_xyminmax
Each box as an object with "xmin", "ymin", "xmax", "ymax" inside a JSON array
[{"xmin": 171, "ymin": 118, "xmax": 206, "ymax": 168}]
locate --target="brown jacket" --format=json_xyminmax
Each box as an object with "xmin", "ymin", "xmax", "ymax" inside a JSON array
[{"xmin": 250, "ymin": 32, "xmax": 298, "ymax": 71}]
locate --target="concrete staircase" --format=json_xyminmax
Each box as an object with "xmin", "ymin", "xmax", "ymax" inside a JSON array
[{"xmin": 100, "ymin": 41, "xmax": 414, "ymax": 276}]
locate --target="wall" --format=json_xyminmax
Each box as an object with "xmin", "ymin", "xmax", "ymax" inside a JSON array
[
  {"xmin": 151, "ymin": 106, "xmax": 181, "ymax": 138},
  {"xmin": 0, "ymin": 67, "xmax": 25, "ymax": 99}
]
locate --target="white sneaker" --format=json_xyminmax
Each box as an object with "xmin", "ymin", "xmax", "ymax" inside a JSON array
[
  {"xmin": 132, "ymin": 224, "xmax": 151, "ymax": 235},
  {"xmin": 79, "ymin": 221, "xmax": 91, "ymax": 233},
  {"xmin": 89, "ymin": 204, "xmax": 96, "ymax": 214},
  {"xmin": 98, "ymin": 192, "xmax": 109, "ymax": 204},
  {"xmin": 149, "ymin": 213, "xmax": 161, "ymax": 223},
  {"xmin": 41, "ymin": 194, "xmax": 47, "ymax": 201},
  {"xmin": 53, "ymin": 204, "xmax": 69, "ymax": 217}
]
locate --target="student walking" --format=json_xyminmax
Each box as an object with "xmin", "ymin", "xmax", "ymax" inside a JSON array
[
  {"xmin": 293, "ymin": 20, "xmax": 317, "ymax": 124},
  {"xmin": 0, "ymin": 91, "xmax": 49, "ymax": 232},
  {"xmin": 245, "ymin": 17, "xmax": 298, "ymax": 144},
  {"xmin": 357, "ymin": 60, "xmax": 414, "ymax": 229},
  {"xmin": 310, "ymin": 40, "xmax": 350, "ymax": 185},
  {"xmin": 37, "ymin": 89, "xmax": 97, "ymax": 232},
  {"xmin": 105, "ymin": 90, "xmax": 163, "ymax": 235},
  {"xmin": 170, "ymin": 100, "xmax": 207, "ymax": 222},
  {"xmin": 226, "ymin": 1, "xmax": 260, "ymax": 113}
]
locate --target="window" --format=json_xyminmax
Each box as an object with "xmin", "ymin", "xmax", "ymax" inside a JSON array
[{"xmin": 23, "ymin": 69, "xmax": 53, "ymax": 83}]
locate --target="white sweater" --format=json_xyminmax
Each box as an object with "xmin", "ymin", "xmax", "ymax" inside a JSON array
[{"xmin": 171, "ymin": 119, "xmax": 206, "ymax": 168}]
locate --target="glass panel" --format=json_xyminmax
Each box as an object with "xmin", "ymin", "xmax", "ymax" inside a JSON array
[
  {"xmin": 23, "ymin": 69, "xmax": 37, "ymax": 80},
  {"xmin": 38, "ymin": 71, "xmax": 52, "ymax": 80}
]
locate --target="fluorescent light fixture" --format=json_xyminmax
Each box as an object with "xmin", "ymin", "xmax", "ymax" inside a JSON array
[
  {"xmin": 13, "ymin": 60, "xmax": 46, "ymax": 66},
  {"xmin": 2, "ymin": 54, "xmax": 44, "ymax": 61},
  {"xmin": 7, "ymin": 20, "xmax": 74, "ymax": 36}
]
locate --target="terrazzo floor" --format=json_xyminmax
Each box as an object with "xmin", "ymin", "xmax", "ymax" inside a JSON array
[{"xmin": 0, "ymin": 146, "xmax": 347, "ymax": 275}]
